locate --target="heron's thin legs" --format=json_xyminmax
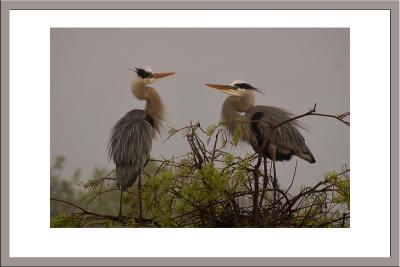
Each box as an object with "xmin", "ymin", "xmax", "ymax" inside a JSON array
[
  {"xmin": 272, "ymin": 160, "xmax": 277, "ymax": 189},
  {"xmin": 259, "ymin": 157, "xmax": 268, "ymax": 207},
  {"xmin": 264, "ymin": 156, "xmax": 269, "ymax": 189},
  {"xmin": 268, "ymin": 144, "xmax": 278, "ymax": 205},
  {"xmin": 138, "ymin": 174, "xmax": 143, "ymax": 223},
  {"xmin": 119, "ymin": 190, "xmax": 123, "ymax": 219},
  {"xmin": 271, "ymin": 159, "xmax": 278, "ymax": 210}
]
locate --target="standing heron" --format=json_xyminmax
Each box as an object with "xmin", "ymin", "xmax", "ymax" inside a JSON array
[
  {"xmin": 205, "ymin": 80, "xmax": 315, "ymax": 188},
  {"xmin": 108, "ymin": 67, "xmax": 175, "ymax": 218}
]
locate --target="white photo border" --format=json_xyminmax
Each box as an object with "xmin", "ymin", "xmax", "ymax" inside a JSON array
[{"xmin": 9, "ymin": 10, "xmax": 390, "ymax": 258}]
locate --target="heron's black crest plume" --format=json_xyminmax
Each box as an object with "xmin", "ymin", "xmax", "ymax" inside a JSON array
[
  {"xmin": 135, "ymin": 68, "xmax": 153, "ymax": 79},
  {"xmin": 233, "ymin": 82, "xmax": 264, "ymax": 94}
]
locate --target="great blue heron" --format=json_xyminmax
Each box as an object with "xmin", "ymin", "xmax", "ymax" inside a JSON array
[
  {"xmin": 108, "ymin": 67, "xmax": 175, "ymax": 218},
  {"xmin": 205, "ymin": 80, "xmax": 315, "ymax": 187}
]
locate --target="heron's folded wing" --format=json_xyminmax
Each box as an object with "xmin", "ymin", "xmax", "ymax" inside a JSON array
[{"xmin": 107, "ymin": 110, "xmax": 155, "ymax": 169}]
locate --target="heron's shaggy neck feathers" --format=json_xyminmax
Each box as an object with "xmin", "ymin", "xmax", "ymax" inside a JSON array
[
  {"xmin": 221, "ymin": 91, "xmax": 255, "ymax": 143},
  {"xmin": 222, "ymin": 91, "xmax": 255, "ymax": 122},
  {"xmin": 131, "ymin": 79, "xmax": 165, "ymax": 131}
]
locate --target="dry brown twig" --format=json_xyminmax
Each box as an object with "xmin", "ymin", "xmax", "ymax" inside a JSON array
[{"xmin": 52, "ymin": 105, "xmax": 350, "ymax": 228}]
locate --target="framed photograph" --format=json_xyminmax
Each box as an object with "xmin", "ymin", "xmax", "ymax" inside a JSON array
[{"xmin": 1, "ymin": 0, "xmax": 398, "ymax": 266}]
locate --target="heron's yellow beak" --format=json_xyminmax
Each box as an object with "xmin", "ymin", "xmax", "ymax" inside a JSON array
[
  {"xmin": 153, "ymin": 72, "xmax": 175, "ymax": 79},
  {"xmin": 205, "ymin": 83, "xmax": 241, "ymax": 96}
]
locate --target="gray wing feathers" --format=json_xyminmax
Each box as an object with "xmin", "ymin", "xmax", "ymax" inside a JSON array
[
  {"xmin": 115, "ymin": 167, "xmax": 140, "ymax": 192},
  {"xmin": 108, "ymin": 110, "xmax": 156, "ymax": 191},
  {"xmin": 246, "ymin": 106, "xmax": 315, "ymax": 163}
]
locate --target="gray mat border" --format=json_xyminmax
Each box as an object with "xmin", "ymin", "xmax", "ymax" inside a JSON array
[{"xmin": 1, "ymin": 1, "xmax": 398, "ymax": 266}]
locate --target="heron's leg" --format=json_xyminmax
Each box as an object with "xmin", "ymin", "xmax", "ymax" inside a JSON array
[
  {"xmin": 267, "ymin": 144, "xmax": 278, "ymax": 205},
  {"xmin": 138, "ymin": 174, "xmax": 143, "ymax": 223},
  {"xmin": 119, "ymin": 190, "xmax": 123, "ymax": 219},
  {"xmin": 137, "ymin": 158, "xmax": 150, "ymax": 224},
  {"xmin": 263, "ymin": 156, "xmax": 268, "ymax": 189},
  {"xmin": 267, "ymin": 144, "xmax": 277, "ymax": 186},
  {"xmin": 259, "ymin": 156, "xmax": 268, "ymax": 207},
  {"xmin": 272, "ymin": 161, "xmax": 277, "ymax": 189}
]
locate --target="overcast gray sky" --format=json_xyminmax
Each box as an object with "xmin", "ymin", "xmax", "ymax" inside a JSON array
[{"xmin": 51, "ymin": 28, "xmax": 349, "ymax": 191}]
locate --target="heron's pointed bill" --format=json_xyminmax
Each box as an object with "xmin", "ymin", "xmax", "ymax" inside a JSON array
[
  {"xmin": 153, "ymin": 72, "xmax": 175, "ymax": 80},
  {"xmin": 205, "ymin": 83, "xmax": 241, "ymax": 96}
]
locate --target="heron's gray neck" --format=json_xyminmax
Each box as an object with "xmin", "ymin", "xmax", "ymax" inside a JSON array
[
  {"xmin": 145, "ymin": 88, "xmax": 165, "ymax": 125},
  {"xmin": 131, "ymin": 79, "xmax": 165, "ymax": 130},
  {"xmin": 221, "ymin": 92, "xmax": 255, "ymax": 123},
  {"xmin": 221, "ymin": 92, "xmax": 255, "ymax": 141}
]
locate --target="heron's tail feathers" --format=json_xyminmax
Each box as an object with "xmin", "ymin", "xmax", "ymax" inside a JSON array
[
  {"xmin": 116, "ymin": 166, "xmax": 140, "ymax": 191},
  {"xmin": 296, "ymin": 151, "xmax": 316, "ymax": 164}
]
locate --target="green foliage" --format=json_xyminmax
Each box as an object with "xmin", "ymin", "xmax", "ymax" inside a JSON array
[
  {"xmin": 206, "ymin": 124, "xmax": 218, "ymax": 137},
  {"xmin": 50, "ymin": 214, "xmax": 81, "ymax": 228},
  {"xmin": 51, "ymin": 123, "xmax": 350, "ymax": 228},
  {"xmin": 333, "ymin": 175, "xmax": 350, "ymax": 209},
  {"xmin": 224, "ymin": 153, "xmax": 234, "ymax": 166},
  {"xmin": 323, "ymin": 171, "xmax": 337, "ymax": 183},
  {"xmin": 231, "ymin": 125, "xmax": 242, "ymax": 146},
  {"xmin": 323, "ymin": 170, "xmax": 350, "ymax": 209},
  {"xmin": 50, "ymin": 156, "xmax": 84, "ymax": 217}
]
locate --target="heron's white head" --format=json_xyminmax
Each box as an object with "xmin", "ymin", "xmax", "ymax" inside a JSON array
[
  {"xmin": 129, "ymin": 66, "xmax": 175, "ymax": 85},
  {"xmin": 205, "ymin": 80, "xmax": 263, "ymax": 96}
]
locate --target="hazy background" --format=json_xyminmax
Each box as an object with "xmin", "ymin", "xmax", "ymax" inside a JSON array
[{"xmin": 51, "ymin": 28, "xmax": 349, "ymax": 191}]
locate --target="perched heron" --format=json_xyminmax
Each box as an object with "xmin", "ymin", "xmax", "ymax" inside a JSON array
[
  {"xmin": 108, "ymin": 67, "xmax": 175, "ymax": 218},
  {"xmin": 205, "ymin": 80, "xmax": 315, "ymax": 185}
]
